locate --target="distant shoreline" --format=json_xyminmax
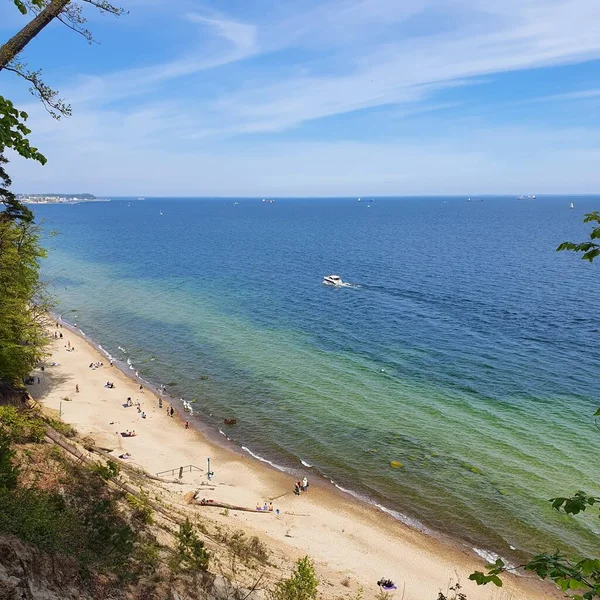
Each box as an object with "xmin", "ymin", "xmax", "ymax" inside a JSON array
[{"xmin": 22, "ymin": 198, "xmax": 111, "ymax": 205}]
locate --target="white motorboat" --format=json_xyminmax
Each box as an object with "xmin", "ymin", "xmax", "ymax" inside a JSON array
[
  {"xmin": 570, "ymin": 202, "xmax": 575, "ymax": 209},
  {"xmin": 323, "ymin": 275, "xmax": 344, "ymax": 286}
]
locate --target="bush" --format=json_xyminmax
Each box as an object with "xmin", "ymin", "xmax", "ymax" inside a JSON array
[
  {"xmin": 270, "ymin": 556, "xmax": 319, "ymax": 600},
  {"xmin": 126, "ymin": 490, "xmax": 154, "ymax": 525},
  {"xmin": 0, "ymin": 431, "xmax": 18, "ymax": 490},
  {"xmin": 90, "ymin": 459, "xmax": 120, "ymax": 481},
  {"xmin": 216, "ymin": 528, "xmax": 269, "ymax": 565},
  {"xmin": 174, "ymin": 518, "xmax": 210, "ymax": 573},
  {"xmin": 44, "ymin": 416, "xmax": 76, "ymax": 438},
  {"xmin": 0, "ymin": 406, "xmax": 45, "ymax": 442}
]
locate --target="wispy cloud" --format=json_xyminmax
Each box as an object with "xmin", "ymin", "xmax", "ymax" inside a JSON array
[{"xmin": 6, "ymin": 0, "xmax": 600, "ymax": 194}]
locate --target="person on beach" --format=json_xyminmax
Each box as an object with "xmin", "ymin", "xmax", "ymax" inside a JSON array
[
  {"xmin": 302, "ymin": 476, "xmax": 308, "ymax": 492},
  {"xmin": 139, "ymin": 384, "xmax": 143, "ymax": 392},
  {"xmin": 75, "ymin": 384, "xmax": 79, "ymax": 393},
  {"xmin": 269, "ymin": 502, "xmax": 273, "ymax": 511},
  {"xmin": 185, "ymin": 421, "xmax": 189, "ymax": 429},
  {"xmin": 59, "ymin": 332, "xmax": 63, "ymax": 338},
  {"xmin": 170, "ymin": 407, "xmax": 174, "ymax": 417},
  {"xmin": 294, "ymin": 482, "xmax": 300, "ymax": 495}
]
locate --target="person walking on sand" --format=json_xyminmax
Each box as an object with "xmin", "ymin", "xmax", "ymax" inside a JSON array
[
  {"xmin": 170, "ymin": 406, "xmax": 174, "ymax": 417},
  {"xmin": 302, "ymin": 477, "xmax": 308, "ymax": 492},
  {"xmin": 185, "ymin": 421, "xmax": 189, "ymax": 429},
  {"xmin": 75, "ymin": 384, "xmax": 79, "ymax": 393}
]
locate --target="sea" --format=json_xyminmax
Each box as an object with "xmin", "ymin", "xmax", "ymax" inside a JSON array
[{"xmin": 33, "ymin": 196, "xmax": 600, "ymax": 563}]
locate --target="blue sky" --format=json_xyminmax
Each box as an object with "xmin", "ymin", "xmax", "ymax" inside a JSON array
[{"xmin": 2, "ymin": 0, "xmax": 600, "ymax": 196}]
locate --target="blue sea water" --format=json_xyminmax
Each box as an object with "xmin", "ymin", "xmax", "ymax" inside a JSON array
[{"xmin": 35, "ymin": 196, "xmax": 600, "ymax": 560}]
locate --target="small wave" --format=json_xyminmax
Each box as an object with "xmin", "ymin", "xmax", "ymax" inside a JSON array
[
  {"xmin": 218, "ymin": 429, "xmax": 230, "ymax": 440},
  {"xmin": 300, "ymin": 459, "xmax": 312, "ymax": 468},
  {"xmin": 472, "ymin": 548, "xmax": 515, "ymax": 570},
  {"xmin": 118, "ymin": 346, "xmax": 127, "ymax": 354},
  {"xmin": 327, "ymin": 479, "xmax": 430, "ymax": 533},
  {"xmin": 127, "ymin": 358, "xmax": 132, "ymax": 366},
  {"xmin": 98, "ymin": 345, "xmax": 114, "ymax": 362},
  {"xmin": 78, "ymin": 329, "xmax": 86, "ymax": 337},
  {"xmin": 241, "ymin": 446, "xmax": 292, "ymax": 473}
]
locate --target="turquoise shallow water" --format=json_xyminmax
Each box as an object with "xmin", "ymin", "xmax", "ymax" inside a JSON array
[{"xmin": 35, "ymin": 196, "xmax": 600, "ymax": 561}]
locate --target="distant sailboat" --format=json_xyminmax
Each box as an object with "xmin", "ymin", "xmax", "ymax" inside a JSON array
[
  {"xmin": 159, "ymin": 210, "xmax": 163, "ymax": 215},
  {"xmin": 358, "ymin": 197, "xmax": 361, "ymax": 202},
  {"xmin": 570, "ymin": 202, "xmax": 575, "ymax": 209}
]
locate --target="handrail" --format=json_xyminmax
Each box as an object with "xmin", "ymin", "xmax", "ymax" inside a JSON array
[{"xmin": 156, "ymin": 464, "xmax": 204, "ymax": 477}]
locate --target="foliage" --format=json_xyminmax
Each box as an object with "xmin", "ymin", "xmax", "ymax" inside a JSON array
[
  {"xmin": 126, "ymin": 489, "xmax": 154, "ymax": 525},
  {"xmin": 43, "ymin": 415, "xmax": 76, "ymax": 437},
  {"xmin": 0, "ymin": 95, "xmax": 45, "ymax": 223},
  {"xmin": 270, "ymin": 556, "xmax": 319, "ymax": 600},
  {"xmin": 90, "ymin": 458, "xmax": 120, "ymax": 481},
  {"xmin": 0, "ymin": 430, "xmax": 18, "ymax": 490},
  {"xmin": 215, "ymin": 528, "xmax": 269, "ymax": 565},
  {"xmin": 174, "ymin": 518, "xmax": 210, "ymax": 573},
  {"xmin": 0, "ymin": 406, "xmax": 46, "ymax": 442},
  {"xmin": 0, "ymin": 217, "xmax": 51, "ymax": 387},
  {"xmin": 557, "ymin": 212, "xmax": 600, "ymax": 262}
]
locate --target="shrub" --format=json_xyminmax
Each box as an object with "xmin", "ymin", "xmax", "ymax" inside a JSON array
[
  {"xmin": 90, "ymin": 459, "xmax": 120, "ymax": 481},
  {"xmin": 44, "ymin": 416, "xmax": 76, "ymax": 438},
  {"xmin": 126, "ymin": 490, "xmax": 154, "ymax": 525},
  {"xmin": 0, "ymin": 406, "xmax": 45, "ymax": 442},
  {"xmin": 270, "ymin": 556, "xmax": 318, "ymax": 600},
  {"xmin": 174, "ymin": 518, "xmax": 210, "ymax": 573},
  {"xmin": 0, "ymin": 431, "xmax": 18, "ymax": 490},
  {"xmin": 217, "ymin": 529, "xmax": 269, "ymax": 565}
]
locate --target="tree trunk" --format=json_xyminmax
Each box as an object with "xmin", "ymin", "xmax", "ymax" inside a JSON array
[{"xmin": 0, "ymin": 0, "xmax": 70, "ymax": 71}]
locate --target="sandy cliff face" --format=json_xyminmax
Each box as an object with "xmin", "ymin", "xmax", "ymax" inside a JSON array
[{"xmin": 0, "ymin": 534, "xmax": 93, "ymax": 600}]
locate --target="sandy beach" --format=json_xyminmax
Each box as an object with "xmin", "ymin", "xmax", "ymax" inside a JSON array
[{"xmin": 30, "ymin": 324, "xmax": 560, "ymax": 600}]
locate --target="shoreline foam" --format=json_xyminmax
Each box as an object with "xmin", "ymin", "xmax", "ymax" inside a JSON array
[{"xmin": 36, "ymin": 318, "xmax": 558, "ymax": 599}]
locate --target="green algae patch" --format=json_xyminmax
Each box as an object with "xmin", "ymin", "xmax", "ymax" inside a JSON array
[{"xmin": 462, "ymin": 462, "xmax": 483, "ymax": 475}]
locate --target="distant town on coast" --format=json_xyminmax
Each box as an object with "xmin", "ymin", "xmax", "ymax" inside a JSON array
[{"xmin": 18, "ymin": 193, "xmax": 110, "ymax": 204}]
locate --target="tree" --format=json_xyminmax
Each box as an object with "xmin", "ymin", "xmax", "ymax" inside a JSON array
[
  {"xmin": 1, "ymin": 1, "xmax": 125, "ymax": 118},
  {"xmin": 557, "ymin": 212, "xmax": 600, "ymax": 262},
  {"xmin": 0, "ymin": 216, "xmax": 52, "ymax": 388},
  {"xmin": 471, "ymin": 213, "xmax": 600, "ymax": 598}
]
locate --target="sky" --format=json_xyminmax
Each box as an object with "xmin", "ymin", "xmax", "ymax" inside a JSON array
[{"xmin": 2, "ymin": 0, "xmax": 600, "ymax": 196}]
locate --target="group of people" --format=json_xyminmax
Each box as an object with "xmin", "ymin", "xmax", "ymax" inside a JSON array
[
  {"xmin": 105, "ymin": 381, "xmax": 116, "ymax": 389},
  {"xmin": 294, "ymin": 477, "xmax": 309, "ymax": 495},
  {"xmin": 89, "ymin": 361, "xmax": 104, "ymax": 369},
  {"xmin": 256, "ymin": 501, "xmax": 274, "ymax": 512},
  {"xmin": 122, "ymin": 430, "xmax": 137, "ymax": 437},
  {"xmin": 52, "ymin": 331, "xmax": 63, "ymax": 339}
]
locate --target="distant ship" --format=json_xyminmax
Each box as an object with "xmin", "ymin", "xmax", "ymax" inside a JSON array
[
  {"xmin": 570, "ymin": 202, "xmax": 575, "ymax": 209},
  {"xmin": 137, "ymin": 197, "xmax": 145, "ymax": 200},
  {"xmin": 262, "ymin": 198, "xmax": 275, "ymax": 203},
  {"xmin": 467, "ymin": 197, "xmax": 483, "ymax": 202},
  {"xmin": 358, "ymin": 197, "xmax": 361, "ymax": 202}
]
